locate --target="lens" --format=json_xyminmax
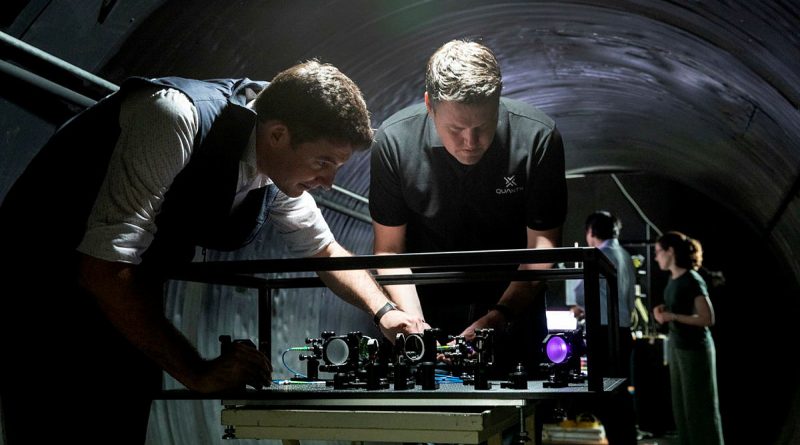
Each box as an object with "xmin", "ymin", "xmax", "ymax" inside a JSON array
[
  {"xmin": 404, "ymin": 334, "xmax": 425, "ymax": 361},
  {"xmin": 324, "ymin": 337, "xmax": 350, "ymax": 365},
  {"xmin": 545, "ymin": 335, "xmax": 569, "ymax": 364}
]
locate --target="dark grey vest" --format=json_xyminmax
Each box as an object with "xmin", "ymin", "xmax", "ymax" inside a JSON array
[{"xmin": 0, "ymin": 77, "xmax": 274, "ymax": 279}]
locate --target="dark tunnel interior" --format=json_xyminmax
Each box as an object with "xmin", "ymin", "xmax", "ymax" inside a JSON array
[{"xmin": 1, "ymin": 1, "xmax": 799, "ymax": 444}]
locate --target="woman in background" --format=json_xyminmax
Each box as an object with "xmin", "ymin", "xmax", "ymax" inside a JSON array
[{"xmin": 653, "ymin": 231, "xmax": 724, "ymax": 445}]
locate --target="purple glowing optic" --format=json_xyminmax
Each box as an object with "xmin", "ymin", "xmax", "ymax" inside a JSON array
[{"xmin": 545, "ymin": 335, "xmax": 569, "ymax": 364}]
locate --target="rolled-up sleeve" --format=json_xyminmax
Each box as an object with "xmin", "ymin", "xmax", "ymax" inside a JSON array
[
  {"xmin": 268, "ymin": 191, "xmax": 334, "ymax": 257},
  {"xmin": 77, "ymin": 86, "xmax": 198, "ymax": 264}
]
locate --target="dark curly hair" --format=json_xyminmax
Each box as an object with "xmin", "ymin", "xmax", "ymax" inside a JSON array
[{"xmin": 657, "ymin": 231, "xmax": 703, "ymax": 270}]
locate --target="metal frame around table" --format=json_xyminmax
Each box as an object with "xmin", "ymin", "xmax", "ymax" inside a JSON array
[{"xmin": 169, "ymin": 246, "xmax": 620, "ymax": 393}]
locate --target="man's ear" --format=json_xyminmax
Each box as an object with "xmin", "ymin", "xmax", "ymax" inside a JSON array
[
  {"xmin": 424, "ymin": 91, "xmax": 433, "ymax": 114},
  {"xmin": 266, "ymin": 121, "xmax": 290, "ymax": 147}
]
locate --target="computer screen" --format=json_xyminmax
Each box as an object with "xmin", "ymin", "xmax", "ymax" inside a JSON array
[
  {"xmin": 564, "ymin": 279, "xmax": 581, "ymax": 305},
  {"xmin": 546, "ymin": 310, "xmax": 578, "ymax": 331}
]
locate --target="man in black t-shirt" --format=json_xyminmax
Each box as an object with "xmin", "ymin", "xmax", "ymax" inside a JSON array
[{"xmin": 369, "ymin": 39, "xmax": 567, "ymax": 376}]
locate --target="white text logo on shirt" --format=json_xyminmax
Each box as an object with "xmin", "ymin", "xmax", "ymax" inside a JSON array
[{"xmin": 496, "ymin": 175, "xmax": 524, "ymax": 194}]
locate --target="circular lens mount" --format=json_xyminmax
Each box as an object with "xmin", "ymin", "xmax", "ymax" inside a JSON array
[
  {"xmin": 323, "ymin": 337, "xmax": 350, "ymax": 365},
  {"xmin": 403, "ymin": 333, "xmax": 425, "ymax": 362}
]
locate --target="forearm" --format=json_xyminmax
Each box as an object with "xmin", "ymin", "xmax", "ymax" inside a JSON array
[
  {"xmin": 666, "ymin": 311, "xmax": 713, "ymax": 327},
  {"xmin": 496, "ymin": 262, "xmax": 549, "ymax": 312},
  {"xmin": 103, "ymin": 290, "xmax": 206, "ymax": 386},
  {"xmin": 496, "ymin": 280, "xmax": 538, "ymax": 312},
  {"xmin": 664, "ymin": 296, "xmax": 714, "ymax": 327},
  {"xmin": 371, "ymin": 223, "xmax": 424, "ymax": 318},
  {"xmin": 495, "ymin": 226, "xmax": 558, "ymax": 312},
  {"xmin": 375, "ymin": 266, "xmax": 424, "ymax": 318},
  {"xmin": 315, "ymin": 242, "xmax": 389, "ymax": 316},
  {"xmin": 317, "ymin": 268, "xmax": 389, "ymax": 316},
  {"xmin": 320, "ymin": 268, "xmax": 430, "ymax": 339},
  {"xmin": 467, "ymin": 267, "xmax": 546, "ymax": 337},
  {"xmin": 316, "ymin": 242, "xmax": 428, "ymax": 338},
  {"xmin": 78, "ymin": 256, "xmax": 206, "ymax": 389}
]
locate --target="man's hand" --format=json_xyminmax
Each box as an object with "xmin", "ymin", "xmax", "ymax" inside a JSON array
[
  {"xmin": 457, "ymin": 309, "xmax": 506, "ymax": 342},
  {"xmin": 379, "ymin": 309, "xmax": 430, "ymax": 341},
  {"xmin": 189, "ymin": 342, "xmax": 272, "ymax": 393}
]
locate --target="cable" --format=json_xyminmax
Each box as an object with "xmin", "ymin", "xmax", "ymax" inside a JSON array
[
  {"xmin": 272, "ymin": 379, "xmax": 327, "ymax": 386},
  {"xmin": 611, "ymin": 173, "xmax": 662, "ymax": 237},
  {"xmin": 436, "ymin": 375, "xmax": 463, "ymax": 384},
  {"xmin": 435, "ymin": 368, "xmax": 464, "ymax": 384},
  {"xmin": 281, "ymin": 347, "xmax": 311, "ymax": 378}
]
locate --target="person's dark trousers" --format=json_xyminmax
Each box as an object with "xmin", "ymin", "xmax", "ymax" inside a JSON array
[
  {"xmin": 588, "ymin": 325, "xmax": 637, "ymax": 445},
  {"xmin": 1, "ymin": 275, "xmax": 161, "ymax": 445}
]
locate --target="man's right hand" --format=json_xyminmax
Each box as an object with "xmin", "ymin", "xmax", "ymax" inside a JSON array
[{"xmin": 189, "ymin": 342, "xmax": 272, "ymax": 393}]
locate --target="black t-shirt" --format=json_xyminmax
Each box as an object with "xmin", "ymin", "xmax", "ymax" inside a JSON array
[
  {"xmin": 369, "ymin": 98, "xmax": 566, "ymax": 343},
  {"xmin": 370, "ymin": 98, "xmax": 566, "ymax": 253},
  {"xmin": 665, "ymin": 269, "xmax": 712, "ymax": 350}
]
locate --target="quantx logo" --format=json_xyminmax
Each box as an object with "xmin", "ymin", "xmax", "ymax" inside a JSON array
[{"xmin": 496, "ymin": 175, "xmax": 524, "ymax": 194}]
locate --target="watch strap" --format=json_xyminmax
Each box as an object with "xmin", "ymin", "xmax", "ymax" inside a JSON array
[{"xmin": 373, "ymin": 301, "xmax": 397, "ymax": 326}]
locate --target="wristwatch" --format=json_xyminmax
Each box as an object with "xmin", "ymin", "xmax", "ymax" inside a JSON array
[{"xmin": 373, "ymin": 301, "xmax": 398, "ymax": 327}]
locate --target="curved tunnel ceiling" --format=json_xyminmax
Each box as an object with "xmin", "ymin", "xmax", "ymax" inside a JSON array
[
  {"xmin": 100, "ymin": 0, "xmax": 800, "ymax": 279},
  {"xmin": 3, "ymin": 2, "xmax": 800, "ymax": 444}
]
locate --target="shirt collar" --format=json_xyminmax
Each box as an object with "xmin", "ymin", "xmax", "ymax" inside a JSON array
[
  {"xmin": 598, "ymin": 238, "xmax": 619, "ymax": 249},
  {"xmin": 424, "ymin": 112, "xmax": 444, "ymax": 148},
  {"xmin": 243, "ymin": 100, "xmax": 272, "ymax": 187}
]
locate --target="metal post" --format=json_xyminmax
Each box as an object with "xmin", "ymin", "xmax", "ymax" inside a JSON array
[
  {"xmin": 258, "ymin": 286, "xmax": 272, "ymax": 362},
  {"xmin": 583, "ymin": 249, "xmax": 603, "ymax": 392}
]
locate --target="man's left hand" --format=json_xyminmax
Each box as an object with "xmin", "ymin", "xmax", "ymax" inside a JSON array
[{"xmin": 378, "ymin": 310, "xmax": 430, "ymax": 342}]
